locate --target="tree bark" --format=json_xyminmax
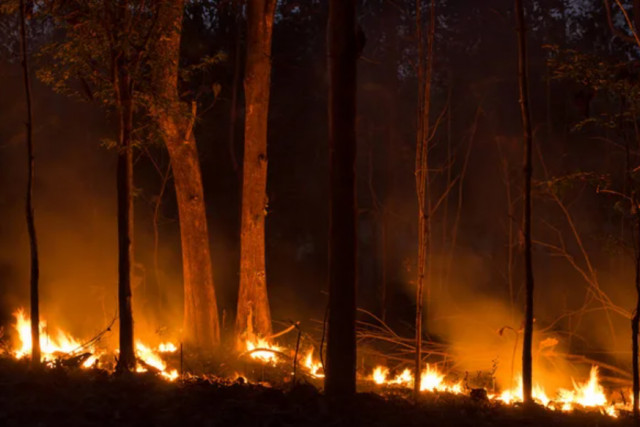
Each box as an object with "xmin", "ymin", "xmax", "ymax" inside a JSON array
[
  {"xmin": 325, "ymin": 0, "xmax": 357, "ymax": 398},
  {"xmin": 115, "ymin": 64, "xmax": 136, "ymax": 373},
  {"xmin": 153, "ymin": 0, "xmax": 220, "ymax": 351},
  {"xmin": 19, "ymin": 0, "xmax": 40, "ymax": 367},
  {"xmin": 235, "ymin": 0, "xmax": 277, "ymax": 346},
  {"xmin": 515, "ymin": 0, "xmax": 535, "ymax": 405}
]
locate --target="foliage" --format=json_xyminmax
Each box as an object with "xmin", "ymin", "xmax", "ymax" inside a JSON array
[{"xmin": 546, "ymin": 44, "xmax": 640, "ymax": 131}]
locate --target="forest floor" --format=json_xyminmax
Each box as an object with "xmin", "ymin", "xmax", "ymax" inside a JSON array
[{"xmin": 0, "ymin": 357, "xmax": 634, "ymax": 427}]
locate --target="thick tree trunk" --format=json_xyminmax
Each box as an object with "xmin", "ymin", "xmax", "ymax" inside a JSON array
[
  {"xmin": 236, "ymin": 0, "xmax": 277, "ymax": 346},
  {"xmin": 167, "ymin": 130, "xmax": 220, "ymax": 349},
  {"xmin": 153, "ymin": 0, "xmax": 220, "ymax": 351},
  {"xmin": 515, "ymin": 0, "xmax": 535, "ymax": 405},
  {"xmin": 115, "ymin": 68, "xmax": 136, "ymax": 373},
  {"xmin": 325, "ymin": 0, "xmax": 357, "ymax": 398},
  {"xmin": 19, "ymin": 0, "xmax": 40, "ymax": 367}
]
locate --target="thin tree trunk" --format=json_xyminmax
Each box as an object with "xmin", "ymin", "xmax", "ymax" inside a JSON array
[
  {"xmin": 325, "ymin": 0, "xmax": 357, "ymax": 398},
  {"xmin": 515, "ymin": 0, "xmax": 535, "ymax": 405},
  {"xmin": 629, "ymin": 116, "xmax": 640, "ymax": 419},
  {"xmin": 633, "ymin": 211, "xmax": 640, "ymax": 417},
  {"xmin": 150, "ymin": 162, "xmax": 171, "ymax": 320},
  {"xmin": 236, "ymin": 0, "xmax": 277, "ymax": 346},
  {"xmin": 414, "ymin": 0, "xmax": 435, "ymax": 400},
  {"xmin": 115, "ymin": 66, "xmax": 136, "ymax": 373},
  {"xmin": 19, "ymin": 0, "xmax": 40, "ymax": 367},
  {"xmin": 228, "ymin": 0, "xmax": 244, "ymax": 177},
  {"xmin": 153, "ymin": 0, "xmax": 220, "ymax": 351}
]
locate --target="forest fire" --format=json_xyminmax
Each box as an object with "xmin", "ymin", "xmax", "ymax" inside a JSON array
[
  {"xmin": 12, "ymin": 309, "xmax": 101, "ymax": 368},
  {"xmin": 7, "ymin": 0, "xmax": 640, "ymax": 424},
  {"xmin": 6, "ymin": 307, "xmax": 634, "ymax": 417},
  {"xmin": 10, "ymin": 308, "xmax": 179, "ymax": 380},
  {"xmin": 244, "ymin": 336, "xmax": 282, "ymax": 364},
  {"xmin": 368, "ymin": 363, "xmax": 628, "ymax": 417}
]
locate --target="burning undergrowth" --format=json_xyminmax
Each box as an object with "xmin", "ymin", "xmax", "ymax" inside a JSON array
[{"xmin": 0, "ymin": 307, "xmax": 635, "ymax": 421}]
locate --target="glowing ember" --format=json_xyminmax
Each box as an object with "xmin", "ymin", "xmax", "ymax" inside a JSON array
[{"xmin": 158, "ymin": 342, "xmax": 177, "ymax": 353}]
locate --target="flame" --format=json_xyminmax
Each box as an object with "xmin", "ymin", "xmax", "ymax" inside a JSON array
[
  {"xmin": 12, "ymin": 308, "xmax": 100, "ymax": 366},
  {"xmin": 303, "ymin": 349, "xmax": 324, "ymax": 378},
  {"xmin": 369, "ymin": 363, "xmax": 622, "ymax": 416},
  {"xmin": 6, "ymin": 307, "xmax": 632, "ymax": 416},
  {"xmin": 135, "ymin": 341, "xmax": 179, "ymax": 381},
  {"xmin": 372, "ymin": 366, "xmax": 389, "ymax": 385},
  {"xmin": 557, "ymin": 366, "xmax": 608, "ymax": 410},
  {"xmin": 11, "ymin": 307, "xmax": 178, "ymax": 381},
  {"xmin": 496, "ymin": 377, "xmax": 550, "ymax": 407},
  {"xmin": 245, "ymin": 336, "xmax": 281, "ymax": 364},
  {"xmin": 369, "ymin": 364, "xmax": 462, "ymax": 393},
  {"xmin": 495, "ymin": 367, "xmax": 619, "ymax": 416}
]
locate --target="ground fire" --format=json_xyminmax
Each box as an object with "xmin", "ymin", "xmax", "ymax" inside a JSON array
[{"xmin": 2, "ymin": 307, "xmax": 634, "ymax": 419}]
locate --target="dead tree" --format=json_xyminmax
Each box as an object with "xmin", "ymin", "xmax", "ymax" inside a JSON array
[
  {"xmin": 152, "ymin": 0, "xmax": 221, "ymax": 351},
  {"xmin": 414, "ymin": 0, "xmax": 435, "ymax": 399},
  {"xmin": 18, "ymin": 0, "xmax": 40, "ymax": 367},
  {"xmin": 236, "ymin": 0, "xmax": 277, "ymax": 347},
  {"xmin": 515, "ymin": 0, "xmax": 535, "ymax": 404},
  {"xmin": 325, "ymin": 0, "xmax": 358, "ymax": 398}
]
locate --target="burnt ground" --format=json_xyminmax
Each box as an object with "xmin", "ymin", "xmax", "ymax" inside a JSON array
[{"xmin": 0, "ymin": 357, "xmax": 634, "ymax": 427}]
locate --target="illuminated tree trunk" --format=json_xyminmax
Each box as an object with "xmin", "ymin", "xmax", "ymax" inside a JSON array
[
  {"xmin": 114, "ymin": 64, "xmax": 136, "ymax": 373},
  {"xmin": 236, "ymin": 0, "xmax": 277, "ymax": 346},
  {"xmin": 414, "ymin": 0, "xmax": 435, "ymax": 400},
  {"xmin": 153, "ymin": 0, "xmax": 220, "ymax": 351},
  {"xmin": 515, "ymin": 0, "xmax": 535, "ymax": 405},
  {"xmin": 18, "ymin": 0, "xmax": 40, "ymax": 367},
  {"xmin": 633, "ymin": 212, "xmax": 640, "ymax": 417},
  {"xmin": 325, "ymin": 0, "xmax": 357, "ymax": 398}
]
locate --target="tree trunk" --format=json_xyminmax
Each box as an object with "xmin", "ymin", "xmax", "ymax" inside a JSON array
[
  {"xmin": 153, "ymin": 0, "xmax": 220, "ymax": 351},
  {"xmin": 228, "ymin": 0, "xmax": 244, "ymax": 177},
  {"xmin": 115, "ymin": 66, "xmax": 136, "ymax": 373},
  {"xmin": 325, "ymin": 0, "xmax": 357, "ymax": 398},
  {"xmin": 19, "ymin": 0, "xmax": 40, "ymax": 367},
  {"xmin": 236, "ymin": 0, "xmax": 277, "ymax": 346},
  {"xmin": 515, "ymin": 0, "xmax": 535, "ymax": 405},
  {"xmin": 414, "ymin": 0, "xmax": 435, "ymax": 400},
  {"xmin": 633, "ymin": 214, "xmax": 640, "ymax": 417}
]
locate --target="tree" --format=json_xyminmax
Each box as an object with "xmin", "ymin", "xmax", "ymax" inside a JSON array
[
  {"xmin": 37, "ymin": 0, "xmax": 173, "ymax": 371},
  {"xmin": 515, "ymin": 0, "xmax": 535, "ymax": 405},
  {"xmin": 235, "ymin": 0, "xmax": 277, "ymax": 347},
  {"xmin": 150, "ymin": 0, "xmax": 221, "ymax": 352},
  {"xmin": 325, "ymin": 0, "xmax": 357, "ymax": 398},
  {"xmin": 18, "ymin": 0, "xmax": 40, "ymax": 367},
  {"xmin": 414, "ymin": 0, "xmax": 435, "ymax": 399}
]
